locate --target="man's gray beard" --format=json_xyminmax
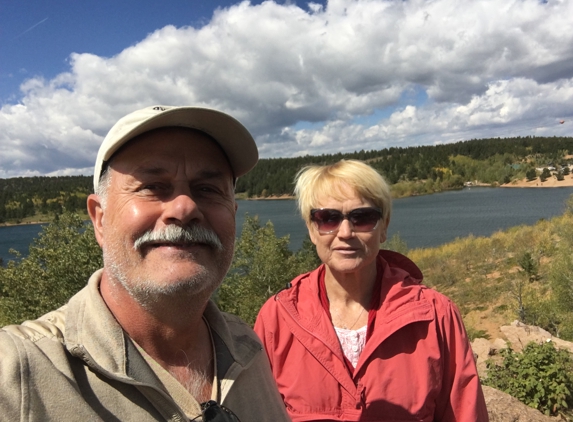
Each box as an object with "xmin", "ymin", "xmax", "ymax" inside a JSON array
[{"xmin": 103, "ymin": 224, "xmax": 232, "ymax": 310}]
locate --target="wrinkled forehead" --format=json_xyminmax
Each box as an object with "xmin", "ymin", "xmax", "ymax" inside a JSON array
[{"xmin": 103, "ymin": 127, "xmax": 235, "ymax": 183}]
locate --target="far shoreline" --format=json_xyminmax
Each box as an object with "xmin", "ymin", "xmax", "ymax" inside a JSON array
[
  {"xmin": 0, "ymin": 220, "xmax": 49, "ymax": 228},
  {"xmin": 3, "ymin": 177, "xmax": 572, "ymax": 228},
  {"xmin": 500, "ymin": 175, "xmax": 573, "ymax": 188}
]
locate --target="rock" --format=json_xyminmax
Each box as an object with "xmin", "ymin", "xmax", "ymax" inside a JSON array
[
  {"xmin": 472, "ymin": 338, "xmax": 494, "ymax": 377},
  {"xmin": 483, "ymin": 386, "xmax": 557, "ymax": 421},
  {"xmin": 500, "ymin": 321, "xmax": 573, "ymax": 353},
  {"xmin": 471, "ymin": 337, "xmax": 508, "ymax": 377}
]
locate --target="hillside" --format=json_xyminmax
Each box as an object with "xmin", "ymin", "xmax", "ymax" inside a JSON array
[
  {"xmin": 3, "ymin": 135, "xmax": 573, "ymax": 225},
  {"xmin": 404, "ymin": 206, "xmax": 573, "ymax": 342}
]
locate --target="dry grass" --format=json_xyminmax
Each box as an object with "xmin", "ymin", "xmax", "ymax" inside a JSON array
[{"xmin": 406, "ymin": 213, "xmax": 573, "ymax": 339}]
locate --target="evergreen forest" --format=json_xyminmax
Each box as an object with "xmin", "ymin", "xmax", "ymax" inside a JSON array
[{"xmin": 2, "ymin": 135, "xmax": 573, "ymax": 224}]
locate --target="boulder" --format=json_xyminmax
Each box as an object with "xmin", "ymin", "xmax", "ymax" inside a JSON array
[
  {"xmin": 483, "ymin": 386, "xmax": 557, "ymax": 421},
  {"xmin": 500, "ymin": 321, "xmax": 573, "ymax": 353},
  {"xmin": 471, "ymin": 337, "xmax": 508, "ymax": 377}
]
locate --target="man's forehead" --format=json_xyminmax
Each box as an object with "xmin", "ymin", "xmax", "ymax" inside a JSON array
[
  {"xmin": 108, "ymin": 136, "xmax": 232, "ymax": 183},
  {"xmin": 128, "ymin": 162, "xmax": 231, "ymax": 181},
  {"xmin": 118, "ymin": 128, "xmax": 229, "ymax": 163},
  {"xmin": 115, "ymin": 127, "xmax": 217, "ymax": 155}
]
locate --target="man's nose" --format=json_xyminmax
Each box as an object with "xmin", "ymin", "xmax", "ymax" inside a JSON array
[{"xmin": 162, "ymin": 193, "xmax": 203, "ymax": 226}]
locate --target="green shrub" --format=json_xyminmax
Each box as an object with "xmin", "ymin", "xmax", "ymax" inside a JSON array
[
  {"xmin": 217, "ymin": 215, "xmax": 320, "ymax": 326},
  {"xmin": 466, "ymin": 327, "xmax": 490, "ymax": 341},
  {"xmin": 0, "ymin": 212, "xmax": 102, "ymax": 325},
  {"xmin": 484, "ymin": 341, "xmax": 573, "ymax": 416},
  {"xmin": 493, "ymin": 304, "xmax": 509, "ymax": 313},
  {"xmin": 382, "ymin": 233, "xmax": 409, "ymax": 255}
]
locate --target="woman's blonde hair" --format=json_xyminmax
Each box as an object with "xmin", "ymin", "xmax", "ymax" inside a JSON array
[{"xmin": 294, "ymin": 159, "xmax": 392, "ymax": 226}]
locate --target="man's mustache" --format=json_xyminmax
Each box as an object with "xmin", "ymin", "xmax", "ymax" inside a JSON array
[{"xmin": 133, "ymin": 224, "xmax": 223, "ymax": 251}]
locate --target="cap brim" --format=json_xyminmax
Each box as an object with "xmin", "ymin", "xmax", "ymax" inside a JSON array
[{"xmin": 94, "ymin": 106, "xmax": 258, "ymax": 190}]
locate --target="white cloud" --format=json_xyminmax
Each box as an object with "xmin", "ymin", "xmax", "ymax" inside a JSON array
[{"xmin": 1, "ymin": 0, "xmax": 573, "ymax": 178}]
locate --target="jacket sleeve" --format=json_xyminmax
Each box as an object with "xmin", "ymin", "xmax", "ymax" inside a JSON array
[
  {"xmin": 0, "ymin": 331, "xmax": 25, "ymax": 420},
  {"xmin": 434, "ymin": 300, "xmax": 489, "ymax": 422},
  {"xmin": 254, "ymin": 299, "xmax": 275, "ymax": 370}
]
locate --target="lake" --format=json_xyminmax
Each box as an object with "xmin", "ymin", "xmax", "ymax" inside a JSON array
[{"xmin": 2, "ymin": 186, "xmax": 573, "ymax": 264}]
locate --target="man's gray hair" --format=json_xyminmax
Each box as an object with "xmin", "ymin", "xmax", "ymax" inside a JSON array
[{"xmin": 96, "ymin": 168, "xmax": 112, "ymax": 209}]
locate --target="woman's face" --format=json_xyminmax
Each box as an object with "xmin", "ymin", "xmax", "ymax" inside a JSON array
[{"xmin": 308, "ymin": 186, "xmax": 388, "ymax": 276}]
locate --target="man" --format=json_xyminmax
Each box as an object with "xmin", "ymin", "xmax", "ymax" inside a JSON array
[{"xmin": 0, "ymin": 106, "xmax": 291, "ymax": 421}]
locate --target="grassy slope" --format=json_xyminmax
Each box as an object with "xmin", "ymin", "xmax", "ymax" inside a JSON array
[{"xmin": 407, "ymin": 211, "xmax": 573, "ymax": 340}]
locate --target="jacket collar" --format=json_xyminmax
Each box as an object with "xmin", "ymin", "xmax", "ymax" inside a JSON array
[
  {"xmin": 280, "ymin": 250, "xmax": 426, "ymax": 316},
  {"xmin": 275, "ymin": 250, "xmax": 434, "ymax": 385},
  {"xmin": 204, "ymin": 300, "xmax": 262, "ymax": 370},
  {"xmin": 63, "ymin": 270, "xmax": 261, "ymax": 380},
  {"xmin": 64, "ymin": 269, "xmax": 130, "ymax": 376}
]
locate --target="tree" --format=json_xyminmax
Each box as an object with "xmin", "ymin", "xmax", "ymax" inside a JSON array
[
  {"xmin": 546, "ymin": 249, "xmax": 573, "ymax": 339},
  {"xmin": 518, "ymin": 251, "xmax": 538, "ymax": 282},
  {"xmin": 0, "ymin": 212, "xmax": 102, "ymax": 325},
  {"xmin": 217, "ymin": 215, "xmax": 320, "ymax": 325}
]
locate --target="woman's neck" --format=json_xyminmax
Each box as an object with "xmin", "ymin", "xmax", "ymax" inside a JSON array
[{"xmin": 324, "ymin": 262, "xmax": 377, "ymax": 308}]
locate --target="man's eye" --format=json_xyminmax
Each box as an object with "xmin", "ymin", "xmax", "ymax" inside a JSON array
[
  {"xmin": 196, "ymin": 184, "xmax": 223, "ymax": 194},
  {"xmin": 199, "ymin": 186, "xmax": 217, "ymax": 193},
  {"xmin": 141, "ymin": 183, "xmax": 167, "ymax": 192}
]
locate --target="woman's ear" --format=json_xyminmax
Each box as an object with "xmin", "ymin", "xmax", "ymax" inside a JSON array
[
  {"xmin": 307, "ymin": 222, "xmax": 319, "ymax": 246},
  {"xmin": 379, "ymin": 219, "xmax": 389, "ymax": 244}
]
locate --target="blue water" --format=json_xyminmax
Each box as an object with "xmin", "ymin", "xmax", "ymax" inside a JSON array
[
  {"xmin": 385, "ymin": 187, "xmax": 573, "ymax": 249},
  {"xmin": 0, "ymin": 224, "xmax": 47, "ymax": 264},
  {"xmin": 2, "ymin": 187, "xmax": 573, "ymax": 264},
  {"xmin": 237, "ymin": 187, "xmax": 573, "ymax": 251}
]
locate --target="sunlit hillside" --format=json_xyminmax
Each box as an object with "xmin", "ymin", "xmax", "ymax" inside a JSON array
[{"xmin": 404, "ymin": 201, "xmax": 573, "ymax": 341}]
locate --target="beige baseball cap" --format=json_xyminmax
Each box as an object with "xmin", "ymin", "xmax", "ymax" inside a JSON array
[{"xmin": 93, "ymin": 105, "xmax": 258, "ymax": 191}]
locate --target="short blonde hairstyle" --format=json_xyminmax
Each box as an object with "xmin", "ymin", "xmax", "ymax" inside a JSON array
[{"xmin": 294, "ymin": 159, "xmax": 392, "ymax": 226}]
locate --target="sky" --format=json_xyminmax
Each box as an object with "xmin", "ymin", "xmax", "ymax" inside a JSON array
[{"xmin": 1, "ymin": 0, "xmax": 572, "ymax": 179}]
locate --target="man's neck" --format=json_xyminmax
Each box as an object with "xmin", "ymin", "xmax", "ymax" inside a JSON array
[{"xmin": 99, "ymin": 272, "xmax": 214, "ymax": 401}]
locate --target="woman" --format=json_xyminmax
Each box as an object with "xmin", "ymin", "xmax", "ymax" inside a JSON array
[{"xmin": 254, "ymin": 160, "xmax": 488, "ymax": 422}]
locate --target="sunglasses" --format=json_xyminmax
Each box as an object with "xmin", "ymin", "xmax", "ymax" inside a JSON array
[
  {"xmin": 190, "ymin": 400, "xmax": 241, "ymax": 422},
  {"xmin": 310, "ymin": 207, "xmax": 382, "ymax": 234}
]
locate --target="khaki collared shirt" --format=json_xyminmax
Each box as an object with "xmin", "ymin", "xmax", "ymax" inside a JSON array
[{"xmin": 0, "ymin": 269, "xmax": 290, "ymax": 422}]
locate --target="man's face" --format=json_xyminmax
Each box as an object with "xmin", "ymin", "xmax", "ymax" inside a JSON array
[{"xmin": 91, "ymin": 127, "xmax": 237, "ymax": 307}]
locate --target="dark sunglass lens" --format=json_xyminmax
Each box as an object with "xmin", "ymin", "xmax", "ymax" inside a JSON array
[
  {"xmin": 349, "ymin": 208, "xmax": 381, "ymax": 231},
  {"xmin": 313, "ymin": 209, "xmax": 343, "ymax": 232}
]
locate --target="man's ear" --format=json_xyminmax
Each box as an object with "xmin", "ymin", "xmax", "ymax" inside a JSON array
[{"xmin": 87, "ymin": 194, "xmax": 105, "ymax": 248}]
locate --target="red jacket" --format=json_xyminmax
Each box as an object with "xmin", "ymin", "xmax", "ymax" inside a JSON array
[{"xmin": 254, "ymin": 250, "xmax": 488, "ymax": 422}]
